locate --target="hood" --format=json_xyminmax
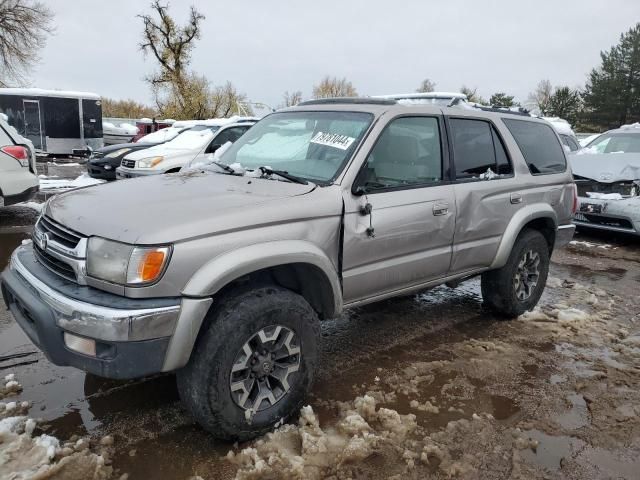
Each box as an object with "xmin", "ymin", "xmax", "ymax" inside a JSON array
[
  {"xmin": 570, "ymin": 153, "xmax": 640, "ymax": 183},
  {"xmin": 123, "ymin": 144, "xmax": 196, "ymax": 160},
  {"xmin": 45, "ymin": 171, "xmax": 325, "ymax": 244},
  {"xmin": 93, "ymin": 142, "xmax": 160, "ymax": 155}
]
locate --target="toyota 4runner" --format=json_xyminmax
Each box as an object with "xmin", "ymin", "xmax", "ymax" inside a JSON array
[{"xmin": 1, "ymin": 99, "xmax": 576, "ymax": 440}]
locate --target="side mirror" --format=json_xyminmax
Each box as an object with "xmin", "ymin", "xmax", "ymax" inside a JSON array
[{"xmin": 207, "ymin": 143, "xmax": 222, "ymax": 154}]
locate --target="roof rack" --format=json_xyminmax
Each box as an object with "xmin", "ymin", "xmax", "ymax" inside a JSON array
[
  {"xmin": 448, "ymin": 98, "xmax": 532, "ymax": 117},
  {"xmin": 297, "ymin": 97, "xmax": 397, "ymax": 106}
]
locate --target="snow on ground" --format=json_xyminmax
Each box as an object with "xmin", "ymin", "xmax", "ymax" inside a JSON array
[
  {"xmin": 39, "ymin": 174, "xmax": 104, "ymax": 191},
  {"xmin": 0, "ymin": 373, "xmax": 114, "ymax": 480},
  {"xmin": 569, "ymin": 240, "xmax": 615, "ymax": 250}
]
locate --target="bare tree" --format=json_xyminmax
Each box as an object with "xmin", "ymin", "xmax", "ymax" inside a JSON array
[
  {"xmin": 416, "ymin": 78, "xmax": 436, "ymax": 93},
  {"xmin": 102, "ymin": 98, "xmax": 156, "ymax": 118},
  {"xmin": 312, "ymin": 76, "xmax": 357, "ymax": 98},
  {"xmin": 138, "ymin": 1, "xmax": 204, "ymax": 89},
  {"xmin": 0, "ymin": 0, "xmax": 53, "ymax": 87},
  {"xmin": 460, "ymin": 85, "xmax": 486, "ymax": 105},
  {"xmin": 281, "ymin": 90, "xmax": 303, "ymax": 108},
  {"xmin": 210, "ymin": 81, "xmax": 253, "ymax": 118},
  {"xmin": 528, "ymin": 79, "xmax": 553, "ymax": 115}
]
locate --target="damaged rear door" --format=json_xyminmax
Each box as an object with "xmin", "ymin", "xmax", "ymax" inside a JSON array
[{"xmin": 341, "ymin": 115, "xmax": 456, "ymax": 303}]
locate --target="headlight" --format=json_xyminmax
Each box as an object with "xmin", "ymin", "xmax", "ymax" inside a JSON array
[
  {"xmin": 87, "ymin": 237, "xmax": 171, "ymax": 285},
  {"xmin": 137, "ymin": 156, "xmax": 164, "ymax": 168},
  {"xmin": 105, "ymin": 148, "xmax": 131, "ymax": 158}
]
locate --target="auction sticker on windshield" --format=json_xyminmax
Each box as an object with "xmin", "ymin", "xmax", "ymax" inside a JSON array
[{"xmin": 310, "ymin": 132, "xmax": 356, "ymax": 150}]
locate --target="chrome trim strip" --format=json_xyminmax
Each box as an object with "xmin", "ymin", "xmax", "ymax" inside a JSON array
[
  {"xmin": 10, "ymin": 247, "xmax": 181, "ymax": 342},
  {"xmin": 555, "ymin": 224, "xmax": 576, "ymax": 247}
]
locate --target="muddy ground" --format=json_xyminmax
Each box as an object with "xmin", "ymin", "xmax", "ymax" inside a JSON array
[{"xmin": 1, "ymin": 162, "xmax": 639, "ymax": 479}]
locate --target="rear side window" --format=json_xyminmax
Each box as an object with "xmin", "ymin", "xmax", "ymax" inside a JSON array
[
  {"xmin": 450, "ymin": 118, "xmax": 513, "ymax": 179},
  {"xmin": 503, "ymin": 119, "xmax": 567, "ymax": 174}
]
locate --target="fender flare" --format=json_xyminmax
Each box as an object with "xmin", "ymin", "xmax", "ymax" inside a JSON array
[
  {"xmin": 489, "ymin": 204, "xmax": 558, "ymax": 269},
  {"xmin": 182, "ymin": 240, "xmax": 343, "ymax": 316}
]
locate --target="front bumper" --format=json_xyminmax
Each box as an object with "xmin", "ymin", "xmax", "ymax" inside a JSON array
[
  {"xmin": 573, "ymin": 196, "xmax": 640, "ymax": 236},
  {"xmin": 1, "ymin": 246, "xmax": 182, "ymax": 379},
  {"xmin": 87, "ymin": 161, "xmax": 117, "ymax": 180},
  {"xmin": 116, "ymin": 166, "xmax": 161, "ymax": 179}
]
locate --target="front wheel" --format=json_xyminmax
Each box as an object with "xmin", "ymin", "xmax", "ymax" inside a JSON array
[
  {"xmin": 177, "ymin": 285, "xmax": 320, "ymax": 441},
  {"xmin": 481, "ymin": 229, "xmax": 550, "ymax": 318}
]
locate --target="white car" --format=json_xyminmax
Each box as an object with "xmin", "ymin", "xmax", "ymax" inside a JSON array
[
  {"xmin": 543, "ymin": 117, "xmax": 581, "ymax": 153},
  {"xmin": 115, "ymin": 117, "xmax": 256, "ymax": 179},
  {"xmin": 0, "ymin": 115, "xmax": 39, "ymax": 207}
]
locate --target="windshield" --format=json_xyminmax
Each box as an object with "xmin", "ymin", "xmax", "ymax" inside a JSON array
[
  {"xmin": 139, "ymin": 126, "xmax": 187, "ymax": 144},
  {"xmin": 217, "ymin": 111, "xmax": 373, "ymax": 182},
  {"xmin": 582, "ymin": 133, "xmax": 640, "ymax": 154},
  {"xmin": 163, "ymin": 125, "xmax": 220, "ymax": 149}
]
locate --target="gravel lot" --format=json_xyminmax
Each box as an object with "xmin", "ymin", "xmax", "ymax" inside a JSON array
[{"xmin": 1, "ymin": 163, "xmax": 639, "ymax": 479}]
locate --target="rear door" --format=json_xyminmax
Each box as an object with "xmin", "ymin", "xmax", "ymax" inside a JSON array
[
  {"xmin": 342, "ymin": 115, "xmax": 456, "ymax": 303},
  {"xmin": 447, "ymin": 116, "xmax": 521, "ymax": 273},
  {"xmin": 23, "ymin": 100, "xmax": 43, "ymax": 150}
]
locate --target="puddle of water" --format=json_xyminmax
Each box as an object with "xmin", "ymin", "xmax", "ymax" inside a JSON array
[
  {"xmin": 553, "ymin": 393, "xmax": 590, "ymax": 430},
  {"xmin": 576, "ymin": 446, "xmax": 640, "ymax": 479},
  {"xmin": 519, "ymin": 429, "xmax": 585, "ymax": 471},
  {"xmin": 550, "ymin": 374, "xmax": 567, "ymax": 385}
]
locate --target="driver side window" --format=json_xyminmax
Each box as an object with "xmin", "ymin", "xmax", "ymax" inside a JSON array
[{"xmin": 361, "ymin": 116, "xmax": 442, "ymax": 190}]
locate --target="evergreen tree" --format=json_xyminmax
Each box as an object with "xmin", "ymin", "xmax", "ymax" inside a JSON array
[
  {"xmin": 583, "ymin": 23, "xmax": 640, "ymax": 129},
  {"xmin": 547, "ymin": 86, "xmax": 582, "ymax": 126},
  {"xmin": 489, "ymin": 92, "xmax": 517, "ymax": 107}
]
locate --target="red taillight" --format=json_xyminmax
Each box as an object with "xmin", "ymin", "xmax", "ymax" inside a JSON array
[
  {"xmin": 571, "ymin": 183, "xmax": 578, "ymax": 215},
  {"xmin": 1, "ymin": 145, "xmax": 29, "ymax": 161}
]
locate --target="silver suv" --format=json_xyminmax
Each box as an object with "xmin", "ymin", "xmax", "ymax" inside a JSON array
[{"xmin": 1, "ymin": 99, "xmax": 576, "ymax": 440}]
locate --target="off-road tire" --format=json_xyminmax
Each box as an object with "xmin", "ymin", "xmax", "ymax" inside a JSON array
[
  {"xmin": 177, "ymin": 285, "xmax": 320, "ymax": 441},
  {"xmin": 481, "ymin": 229, "xmax": 550, "ymax": 318}
]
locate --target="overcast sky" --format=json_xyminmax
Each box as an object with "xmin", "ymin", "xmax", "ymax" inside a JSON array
[{"xmin": 30, "ymin": 0, "xmax": 639, "ymax": 110}]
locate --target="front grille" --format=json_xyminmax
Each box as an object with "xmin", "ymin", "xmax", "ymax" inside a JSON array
[
  {"xmin": 37, "ymin": 216, "xmax": 82, "ymax": 250},
  {"xmin": 121, "ymin": 159, "xmax": 135, "ymax": 168},
  {"xmin": 33, "ymin": 244, "xmax": 77, "ymax": 281},
  {"xmin": 576, "ymin": 179, "xmax": 639, "ymax": 198},
  {"xmin": 574, "ymin": 213, "xmax": 634, "ymax": 230}
]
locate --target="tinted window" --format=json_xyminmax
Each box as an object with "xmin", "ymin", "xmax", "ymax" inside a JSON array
[
  {"xmin": 503, "ymin": 119, "xmax": 566, "ymax": 174},
  {"xmin": 214, "ymin": 126, "xmax": 249, "ymax": 145},
  {"xmin": 361, "ymin": 116, "xmax": 442, "ymax": 189},
  {"xmin": 450, "ymin": 118, "xmax": 512, "ymax": 179}
]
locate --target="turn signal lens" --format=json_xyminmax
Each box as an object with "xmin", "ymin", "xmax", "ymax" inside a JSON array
[{"xmin": 126, "ymin": 247, "xmax": 171, "ymax": 284}]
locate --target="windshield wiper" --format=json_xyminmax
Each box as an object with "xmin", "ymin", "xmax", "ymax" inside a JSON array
[
  {"xmin": 258, "ymin": 166, "xmax": 309, "ymax": 185},
  {"xmin": 209, "ymin": 161, "xmax": 237, "ymax": 174}
]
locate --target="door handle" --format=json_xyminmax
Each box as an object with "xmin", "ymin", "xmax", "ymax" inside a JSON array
[
  {"xmin": 433, "ymin": 202, "xmax": 449, "ymax": 216},
  {"xmin": 510, "ymin": 193, "xmax": 523, "ymax": 204}
]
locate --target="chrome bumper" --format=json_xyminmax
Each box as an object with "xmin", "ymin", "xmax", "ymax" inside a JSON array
[{"xmin": 9, "ymin": 248, "xmax": 181, "ymax": 342}]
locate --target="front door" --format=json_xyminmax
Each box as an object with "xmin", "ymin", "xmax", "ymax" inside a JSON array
[
  {"xmin": 23, "ymin": 100, "xmax": 43, "ymax": 150},
  {"xmin": 342, "ymin": 115, "xmax": 456, "ymax": 304}
]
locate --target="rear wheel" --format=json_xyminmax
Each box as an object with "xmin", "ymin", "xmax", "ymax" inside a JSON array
[
  {"xmin": 481, "ymin": 229, "xmax": 550, "ymax": 318},
  {"xmin": 177, "ymin": 285, "xmax": 320, "ymax": 441}
]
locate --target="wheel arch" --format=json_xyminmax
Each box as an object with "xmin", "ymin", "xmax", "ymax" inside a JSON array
[
  {"xmin": 490, "ymin": 204, "xmax": 558, "ymax": 269},
  {"xmin": 182, "ymin": 240, "xmax": 343, "ymax": 319}
]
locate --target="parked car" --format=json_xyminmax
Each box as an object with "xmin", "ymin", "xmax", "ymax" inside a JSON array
[
  {"xmin": 116, "ymin": 117, "xmax": 256, "ymax": 179},
  {"xmin": 102, "ymin": 121, "xmax": 138, "ymax": 145},
  {"xmin": 1, "ymin": 98, "xmax": 576, "ymax": 441},
  {"xmin": 543, "ymin": 117, "xmax": 581, "ymax": 152},
  {"xmin": 87, "ymin": 121, "xmax": 198, "ymax": 180},
  {"xmin": 0, "ymin": 115, "xmax": 38, "ymax": 207},
  {"xmin": 571, "ymin": 123, "xmax": 640, "ymax": 235}
]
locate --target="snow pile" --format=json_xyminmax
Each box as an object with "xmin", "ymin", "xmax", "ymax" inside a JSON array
[
  {"xmin": 39, "ymin": 174, "xmax": 105, "ymax": 191},
  {"xmin": 227, "ymin": 395, "xmax": 418, "ymax": 479},
  {"xmin": 586, "ymin": 192, "xmax": 623, "ymax": 200},
  {"xmin": 0, "ymin": 373, "xmax": 115, "ymax": 480}
]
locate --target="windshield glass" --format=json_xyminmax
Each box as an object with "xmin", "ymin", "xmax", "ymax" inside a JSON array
[
  {"xmin": 217, "ymin": 111, "xmax": 373, "ymax": 182},
  {"xmin": 164, "ymin": 125, "xmax": 220, "ymax": 149},
  {"xmin": 139, "ymin": 126, "xmax": 187, "ymax": 144},
  {"xmin": 583, "ymin": 133, "xmax": 640, "ymax": 154}
]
